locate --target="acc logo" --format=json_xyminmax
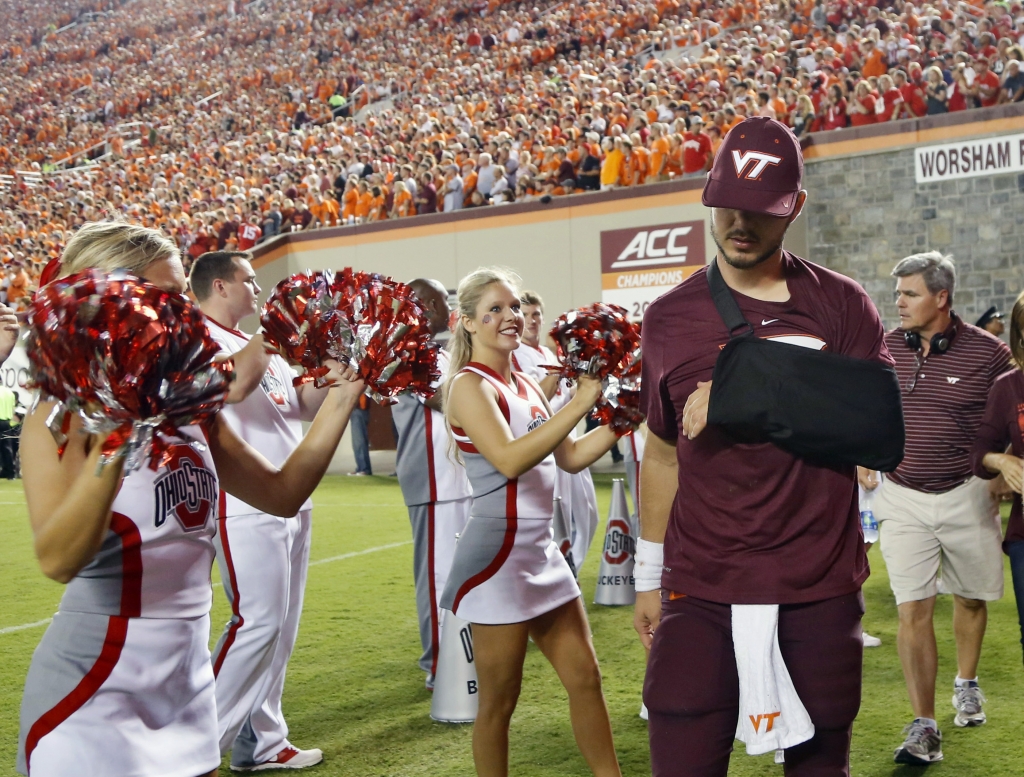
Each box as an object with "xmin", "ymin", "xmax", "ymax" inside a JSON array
[
  {"xmin": 731, "ymin": 150, "xmax": 782, "ymax": 180},
  {"xmin": 153, "ymin": 446, "xmax": 218, "ymax": 532},
  {"xmin": 614, "ymin": 226, "xmax": 692, "ymax": 265},
  {"xmin": 603, "ymin": 518, "xmax": 635, "ymax": 565},
  {"xmin": 260, "ymin": 365, "xmax": 288, "ymax": 406},
  {"xmin": 527, "ymin": 405, "xmax": 547, "ymax": 432}
]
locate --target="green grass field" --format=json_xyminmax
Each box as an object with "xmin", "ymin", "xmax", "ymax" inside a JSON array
[{"xmin": 2, "ymin": 473, "xmax": 1023, "ymax": 776}]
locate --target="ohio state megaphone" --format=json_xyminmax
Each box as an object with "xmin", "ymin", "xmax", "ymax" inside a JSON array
[
  {"xmin": 430, "ymin": 609, "xmax": 479, "ymax": 723},
  {"xmin": 593, "ymin": 479, "xmax": 636, "ymax": 606},
  {"xmin": 552, "ymin": 496, "xmax": 578, "ymax": 578}
]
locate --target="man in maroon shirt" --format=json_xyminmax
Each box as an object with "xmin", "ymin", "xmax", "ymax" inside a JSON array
[
  {"xmin": 860, "ymin": 252, "xmax": 1011, "ymax": 764},
  {"xmin": 415, "ymin": 172, "xmax": 438, "ymax": 214},
  {"xmin": 971, "ymin": 303, "xmax": 1024, "ymax": 671},
  {"xmin": 636, "ymin": 116, "xmax": 892, "ymax": 776}
]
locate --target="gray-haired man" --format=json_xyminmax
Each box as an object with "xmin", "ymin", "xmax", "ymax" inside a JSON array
[{"xmin": 859, "ymin": 252, "xmax": 1012, "ymax": 765}]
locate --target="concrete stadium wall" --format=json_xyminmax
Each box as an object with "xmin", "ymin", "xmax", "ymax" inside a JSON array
[
  {"xmin": 248, "ymin": 103, "xmax": 1024, "ymax": 335},
  {"xmin": 247, "ymin": 184, "xmax": 727, "ymax": 330},
  {"xmin": 801, "ymin": 104, "xmax": 1024, "ymax": 329}
]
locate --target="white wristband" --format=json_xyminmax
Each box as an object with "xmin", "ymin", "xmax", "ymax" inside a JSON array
[{"xmin": 634, "ymin": 539, "xmax": 664, "ymax": 592}]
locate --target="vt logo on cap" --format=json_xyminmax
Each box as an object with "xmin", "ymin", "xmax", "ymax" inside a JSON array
[
  {"xmin": 701, "ymin": 117, "xmax": 804, "ymax": 218},
  {"xmin": 731, "ymin": 150, "xmax": 783, "ymax": 180}
]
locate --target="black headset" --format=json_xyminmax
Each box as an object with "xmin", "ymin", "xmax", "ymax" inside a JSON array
[{"xmin": 904, "ymin": 315, "xmax": 957, "ymax": 354}]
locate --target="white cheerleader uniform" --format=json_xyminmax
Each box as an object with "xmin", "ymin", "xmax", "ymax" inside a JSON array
[
  {"xmin": 439, "ymin": 362, "xmax": 580, "ymax": 624},
  {"xmin": 512, "ymin": 343, "xmax": 601, "ymax": 569},
  {"xmin": 18, "ymin": 426, "xmax": 221, "ymax": 777}
]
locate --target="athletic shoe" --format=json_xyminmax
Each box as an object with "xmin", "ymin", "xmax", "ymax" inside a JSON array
[
  {"xmin": 953, "ymin": 682, "xmax": 987, "ymax": 727},
  {"xmin": 894, "ymin": 720, "xmax": 943, "ymax": 764},
  {"xmin": 425, "ymin": 673, "xmax": 435, "ymax": 691},
  {"xmin": 862, "ymin": 632, "xmax": 882, "ymax": 647},
  {"xmin": 231, "ymin": 745, "xmax": 324, "ymax": 771},
  {"xmin": 347, "ymin": 471, "xmax": 369, "ymax": 477},
  {"xmin": 936, "ymin": 577, "xmax": 951, "ymax": 595},
  {"xmin": 639, "ymin": 702, "xmax": 648, "ymax": 721}
]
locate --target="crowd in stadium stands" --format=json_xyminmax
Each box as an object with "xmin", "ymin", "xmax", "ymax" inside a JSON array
[{"xmin": 1, "ymin": 0, "xmax": 1024, "ymax": 308}]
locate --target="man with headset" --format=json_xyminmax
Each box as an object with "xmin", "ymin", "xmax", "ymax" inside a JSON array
[{"xmin": 860, "ymin": 251, "xmax": 1012, "ymax": 765}]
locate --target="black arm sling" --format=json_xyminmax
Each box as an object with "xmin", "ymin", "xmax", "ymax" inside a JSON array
[{"xmin": 705, "ymin": 258, "xmax": 905, "ymax": 471}]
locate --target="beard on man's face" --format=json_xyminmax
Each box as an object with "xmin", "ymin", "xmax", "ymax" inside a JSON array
[{"xmin": 711, "ymin": 218, "xmax": 786, "ymax": 269}]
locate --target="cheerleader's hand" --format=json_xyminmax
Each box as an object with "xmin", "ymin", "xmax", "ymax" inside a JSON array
[
  {"xmin": 323, "ymin": 359, "xmax": 365, "ymax": 399},
  {"xmin": 575, "ymin": 374, "xmax": 604, "ymax": 409}
]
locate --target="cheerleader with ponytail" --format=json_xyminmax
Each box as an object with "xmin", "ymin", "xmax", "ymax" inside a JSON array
[{"xmin": 440, "ymin": 267, "xmax": 626, "ymax": 777}]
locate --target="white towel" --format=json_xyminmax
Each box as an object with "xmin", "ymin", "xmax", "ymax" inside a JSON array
[{"xmin": 732, "ymin": 604, "xmax": 815, "ymax": 756}]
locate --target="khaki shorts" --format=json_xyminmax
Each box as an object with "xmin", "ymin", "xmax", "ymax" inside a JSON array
[{"xmin": 875, "ymin": 477, "xmax": 1003, "ymax": 604}]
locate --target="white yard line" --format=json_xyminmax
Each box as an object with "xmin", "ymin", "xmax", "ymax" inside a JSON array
[
  {"xmin": 309, "ymin": 540, "xmax": 411, "ymax": 566},
  {"xmin": 1, "ymin": 540, "xmax": 411, "ymax": 636},
  {"xmin": 0, "ymin": 618, "xmax": 55, "ymax": 635},
  {"xmin": 309, "ymin": 503, "xmax": 401, "ymax": 508}
]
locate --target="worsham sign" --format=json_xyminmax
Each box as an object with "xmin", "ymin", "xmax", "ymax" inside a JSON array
[{"xmin": 914, "ymin": 133, "xmax": 1024, "ymax": 184}]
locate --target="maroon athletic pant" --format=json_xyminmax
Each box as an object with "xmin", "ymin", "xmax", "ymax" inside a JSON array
[{"xmin": 645, "ymin": 590, "xmax": 864, "ymax": 777}]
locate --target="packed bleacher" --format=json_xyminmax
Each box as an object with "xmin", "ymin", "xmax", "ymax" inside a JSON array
[{"xmin": 2, "ymin": 0, "xmax": 1023, "ymax": 308}]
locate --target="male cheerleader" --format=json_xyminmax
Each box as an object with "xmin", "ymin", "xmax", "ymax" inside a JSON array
[
  {"xmin": 191, "ymin": 251, "xmax": 330, "ymax": 771},
  {"xmin": 393, "ymin": 278, "xmax": 472, "ymax": 687},
  {"xmin": 513, "ymin": 291, "xmax": 600, "ymax": 568}
]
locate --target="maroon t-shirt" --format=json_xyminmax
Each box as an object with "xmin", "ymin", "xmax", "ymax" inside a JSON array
[
  {"xmin": 971, "ymin": 368, "xmax": 1024, "ymax": 551},
  {"xmin": 640, "ymin": 253, "xmax": 892, "ymax": 604}
]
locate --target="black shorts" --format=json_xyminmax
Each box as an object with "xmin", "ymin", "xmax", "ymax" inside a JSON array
[{"xmin": 645, "ymin": 590, "xmax": 864, "ymax": 777}]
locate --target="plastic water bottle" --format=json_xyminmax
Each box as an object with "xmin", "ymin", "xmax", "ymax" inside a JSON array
[{"xmin": 859, "ymin": 485, "xmax": 880, "ymax": 544}]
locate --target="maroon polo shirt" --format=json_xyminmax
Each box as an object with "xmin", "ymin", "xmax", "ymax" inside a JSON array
[
  {"xmin": 972, "ymin": 368, "xmax": 1024, "ymax": 551},
  {"xmin": 885, "ymin": 320, "xmax": 1012, "ymax": 494},
  {"xmin": 640, "ymin": 252, "xmax": 891, "ymax": 605}
]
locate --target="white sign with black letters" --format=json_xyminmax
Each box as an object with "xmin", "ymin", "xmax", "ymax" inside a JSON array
[
  {"xmin": 915, "ymin": 132, "xmax": 1024, "ymax": 184},
  {"xmin": 0, "ymin": 337, "xmax": 31, "ymax": 408}
]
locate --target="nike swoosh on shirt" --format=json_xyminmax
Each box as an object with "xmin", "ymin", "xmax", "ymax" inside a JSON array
[{"xmin": 761, "ymin": 318, "xmax": 779, "ymax": 325}]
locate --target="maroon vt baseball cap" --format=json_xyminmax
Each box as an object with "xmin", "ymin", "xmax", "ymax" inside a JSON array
[{"xmin": 701, "ymin": 116, "xmax": 804, "ymax": 218}]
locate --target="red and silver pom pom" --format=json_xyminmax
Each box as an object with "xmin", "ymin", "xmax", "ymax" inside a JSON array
[
  {"xmin": 332, "ymin": 269, "xmax": 439, "ymax": 404},
  {"xmin": 261, "ymin": 269, "xmax": 439, "ymax": 404},
  {"xmin": 548, "ymin": 303, "xmax": 644, "ymax": 435},
  {"xmin": 548, "ymin": 302, "xmax": 642, "ymax": 381},
  {"xmin": 260, "ymin": 270, "xmax": 345, "ymax": 387},
  {"xmin": 589, "ymin": 348, "xmax": 644, "ymax": 436},
  {"xmin": 26, "ymin": 269, "xmax": 233, "ymax": 471}
]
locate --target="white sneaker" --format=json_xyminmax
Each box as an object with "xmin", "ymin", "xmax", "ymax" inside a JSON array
[
  {"xmin": 231, "ymin": 745, "xmax": 324, "ymax": 771},
  {"xmin": 952, "ymin": 683, "xmax": 987, "ymax": 727},
  {"xmin": 639, "ymin": 702, "xmax": 649, "ymax": 720},
  {"xmin": 425, "ymin": 672, "xmax": 435, "ymax": 691},
  {"xmin": 862, "ymin": 632, "xmax": 882, "ymax": 647},
  {"xmin": 894, "ymin": 719, "xmax": 943, "ymax": 764},
  {"xmin": 936, "ymin": 577, "xmax": 951, "ymax": 595}
]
